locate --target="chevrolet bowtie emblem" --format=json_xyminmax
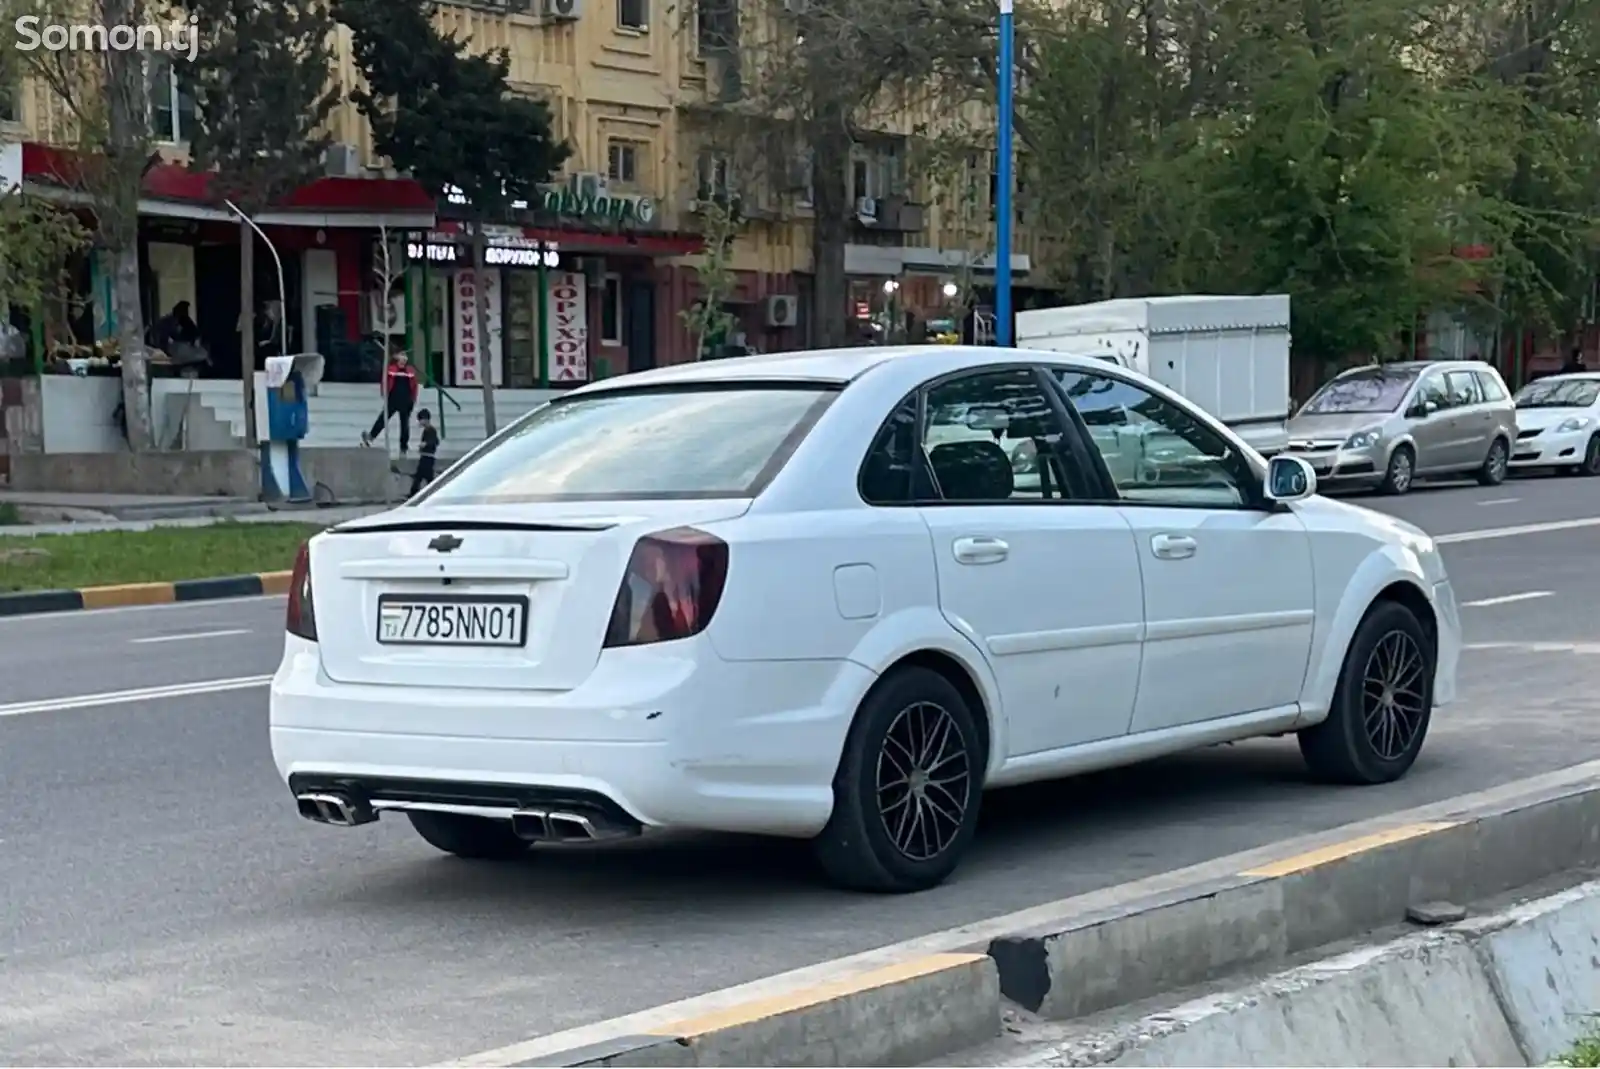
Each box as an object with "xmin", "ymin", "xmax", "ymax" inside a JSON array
[{"xmin": 428, "ymin": 534, "xmax": 463, "ymax": 553}]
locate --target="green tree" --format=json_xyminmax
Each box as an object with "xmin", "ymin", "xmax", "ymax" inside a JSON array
[
  {"xmin": 181, "ymin": 0, "xmax": 340, "ymax": 444},
  {"xmin": 680, "ymin": 199, "xmax": 741, "ymax": 359},
  {"xmin": 335, "ymin": 0, "xmax": 569, "ymax": 432}
]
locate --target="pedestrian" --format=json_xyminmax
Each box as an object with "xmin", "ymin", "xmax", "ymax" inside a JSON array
[
  {"xmin": 409, "ymin": 408, "xmax": 440, "ymax": 497},
  {"xmin": 1562, "ymin": 347, "xmax": 1586, "ymax": 374},
  {"xmin": 363, "ymin": 349, "xmax": 419, "ymax": 453}
]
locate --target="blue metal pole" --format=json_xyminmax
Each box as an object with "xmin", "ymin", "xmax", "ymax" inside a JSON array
[{"xmin": 995, "ymin": 0, "xmax": 1014, "ymax": 346}]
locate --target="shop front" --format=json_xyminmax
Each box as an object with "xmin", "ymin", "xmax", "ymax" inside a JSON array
[{"xmin": 420, "ymin": 177, "xmax": 703, "ymax": 386}]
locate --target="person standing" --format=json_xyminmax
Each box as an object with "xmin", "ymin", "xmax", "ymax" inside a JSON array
[
  {"xmin": 409, "ymin": 408, "xmax": 440, "ymax": 497},
  {"xmin": 363, "ymin": 350, "xmax": 419, "ymax": 453}
]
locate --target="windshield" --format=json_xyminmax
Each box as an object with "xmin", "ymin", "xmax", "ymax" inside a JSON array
[
  {"xmin": 1299, "ymin": 369, "xmax": 1417, "ymax": 415},
  {"xmin": 418, "ymin": 384, "xmax": 837, "ymax": 504},
  {"xmin": 1516, "ymin": 378, "xmax": 1600, "ymax": 409}
]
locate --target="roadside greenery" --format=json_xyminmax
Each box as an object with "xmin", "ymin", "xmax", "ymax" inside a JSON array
[
  {"xmin": 0, "ymin": 521, "xmax": 319, "ymax": 592},
  {"xmin": 1559, "ymin": 1020, "xmax": 1600, "ymax": 1067}
]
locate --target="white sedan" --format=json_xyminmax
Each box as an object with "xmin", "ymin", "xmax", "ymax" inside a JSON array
[
  {"xmin": 1509, "ymin": 372, "xmax": 1600, "ymax": 475},
  {"xmin": 271, "ymin": 346, "xmax": 1461, "ymax": 893}
]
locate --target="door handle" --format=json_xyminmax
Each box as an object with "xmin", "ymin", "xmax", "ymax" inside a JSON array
[
  {"xmin": 953, "ymin": 536, "xmax": 1009, "ymax": 564},
  {"xmin": 1150, "ymin": 533, "xmax": 1196, "ymax": 560}
]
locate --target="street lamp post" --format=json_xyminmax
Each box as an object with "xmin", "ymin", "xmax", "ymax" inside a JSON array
[{"xmin": 995, "ymin": 0, "xmax": 1015, "ymax": 347}]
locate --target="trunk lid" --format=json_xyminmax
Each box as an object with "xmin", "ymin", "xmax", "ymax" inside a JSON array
[{"xmin": 310, "ymin": 500, "xmax": 750, "ymax": 690}]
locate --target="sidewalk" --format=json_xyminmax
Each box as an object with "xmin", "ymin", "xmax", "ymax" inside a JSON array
[{"xmin": 0, "ymin": 490, "xmax": 388, "ymax": 537}]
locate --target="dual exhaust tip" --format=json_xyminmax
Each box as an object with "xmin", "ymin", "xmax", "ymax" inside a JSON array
[{"xmin": 294, "ymin": 792, "xmax": 609, "ymax": 841}]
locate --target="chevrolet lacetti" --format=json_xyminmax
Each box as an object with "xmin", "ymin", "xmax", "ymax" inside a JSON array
[{"xmin": 270, "ymin": 345, "xmax": 1462, "ymax": 893}]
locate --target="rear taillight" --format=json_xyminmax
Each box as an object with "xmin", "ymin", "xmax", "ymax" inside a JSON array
[
  {"xmin": 286, "ymin": 541, "xmax": 317, "ymax": 641},
  {"xmin": 603, "ymin": 527, "xmax": 728, "ymax": 648}
]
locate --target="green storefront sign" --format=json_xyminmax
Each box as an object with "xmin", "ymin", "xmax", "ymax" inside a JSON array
[{"xmin": 539, "ymin": 186, "xmax": 656, "ymax": 226}]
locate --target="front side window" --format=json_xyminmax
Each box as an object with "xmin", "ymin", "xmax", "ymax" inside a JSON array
[
  {"xmin": 1052, "ymin": 369, "xmax": 1252, "ymax": 508},
  {"xmin": 919, "ymin": 368, "xmax": 1085, "ymax": 502},
  {"xmin": 1413, "ymin": 374, "xmax": 1449, "ymax": 411},
  {"xmin": 420, "ymin": 385, "xmax": 834, "ymax": 504}
]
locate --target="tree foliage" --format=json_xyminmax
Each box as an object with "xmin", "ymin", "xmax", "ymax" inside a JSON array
[
  {"xmin": 181, "ymin": 0, "xmax": 339, "ymax": 211},
  {"xmin": 680, "ymin": 199, "xmax": 741, "ymax": 359}
]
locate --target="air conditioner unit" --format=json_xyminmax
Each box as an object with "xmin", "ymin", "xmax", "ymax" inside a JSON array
[
  {"xmin": 766, "ymin": 294, "xmax": 798, "ymax": 328},
  {"xmin": 543, "ymin": 0, "xmax": 581, "ymax": 18},
  {"xmin": 323, "ymin": 142, "xmax": 361, "ymax": 177},
  {"xmin": 572, "ymin": 171, "xmax": 607, "ymax": 199},
  {"xmin": 855, "ymin": 196, "xmax": 877, "ymax": 221}
]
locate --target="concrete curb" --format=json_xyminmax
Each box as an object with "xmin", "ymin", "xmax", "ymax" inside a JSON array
[
  {"xmin": 0, "ymin": 570, "xmax": 293, "ymax": 617},
  {"xmin": 456, "ymin": 760, "xmax": 1600, "ymax": 1068},
  {"xmin": 1003, "ymin": 879, "xmax": 1600, "ymax": 1066}
]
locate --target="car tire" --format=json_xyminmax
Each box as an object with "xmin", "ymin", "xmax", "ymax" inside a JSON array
[
  {"xmin": 1579, "ymin": 435, "xmax": 1600, "ymax": 477},
  {"xmin": 1476, "ymin": 437, "xmax": 1510, "ymax": 486},
  {"xmin": 1298, "ymin": 600, "xmax": 1434, "ymax": 785},
  {"xmin": 408, "ymin": 811, "xmax": 531, "ymax": 860},
  {"xmin": 1379, "ymin": 445, "xmax": 1415, "ymax": 495},
  {"xmin": 813, "ymin": 666, "xmax": 984, "ymax": 893}
]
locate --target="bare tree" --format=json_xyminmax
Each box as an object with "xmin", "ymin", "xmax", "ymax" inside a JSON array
[
  {"xmin": 4, "ymin": 0, "xmax": 158, "ymax": 448},
  {"xmin": 680, "ymin": 199, "xmax": 741, "ymax": 359}
]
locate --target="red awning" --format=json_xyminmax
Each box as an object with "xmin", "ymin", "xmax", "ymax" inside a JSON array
[{"xmin": 20, "ymin": 142, "xmax": 436, "ymax": 226}]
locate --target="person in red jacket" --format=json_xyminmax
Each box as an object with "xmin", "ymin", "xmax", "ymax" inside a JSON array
[{"xmin": 362, "ymin": 350, "xmax": 419, "ymax": 453}]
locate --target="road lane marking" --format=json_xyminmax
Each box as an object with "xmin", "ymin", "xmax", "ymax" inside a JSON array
[
  {"xmin": 1438, "ymin": 516, "xmax": 1600, "ymax": 543},
  {"xmin": 130, "ymin": 628, "xmax": 252, "ymax": 644},
  {"xmin": 1466, "ymin": 641, "xmax": 1600, "ymax": 654},
  {"xmin": 1461, "ymin": 591, "xmax": 1553, "ymax": 608},
  {"xmin": 0, "ymin": 675, "xmax": 271, "ymax": 718},
  {"xmin": 1478, "ymin": 497, "xmax": 1519, "ymax": 505}
]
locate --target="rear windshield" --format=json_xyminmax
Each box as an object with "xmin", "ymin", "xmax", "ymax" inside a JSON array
[
  {"xmin": 1299, "ymin": 369, "xmax": 1417, "ymax": 415},
  {"xmin": 418, "ymin": 384, "xmax": 838, "ymax": 503}
]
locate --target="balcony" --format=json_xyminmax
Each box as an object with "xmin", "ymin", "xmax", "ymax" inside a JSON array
[{"xmin": 853, "ymin": 195, "xmax": 925, "ymax": 234}]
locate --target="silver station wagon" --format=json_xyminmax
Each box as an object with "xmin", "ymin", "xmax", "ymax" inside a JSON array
[{"xmin": 1284, "ymin": 360, "xmax": 1517, "ymax": 494}]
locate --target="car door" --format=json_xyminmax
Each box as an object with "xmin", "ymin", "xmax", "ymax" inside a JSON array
[
  {"xmin": 899, "ymin": 366, "xmax": 1146, "ymax": 757},
  {"xmin": 1407, "ymin": 371, "xmax": 1454, "ymax": 473},
  {"xmin": 1443, "ymin": 368, "xmax": 1489, "ymax": 469},
  {"xmin": 1048, "ymin": 366, "xmax": 1316, "ymax": 734}
]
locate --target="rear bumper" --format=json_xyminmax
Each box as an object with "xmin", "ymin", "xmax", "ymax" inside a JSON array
[
  {"xmin": 1510, "ymin": 429, "xmax": 1589, "ymax": 467},
  {"xmin": 269, "ymin": 636, "xmax": 871, "ymax": 838}
]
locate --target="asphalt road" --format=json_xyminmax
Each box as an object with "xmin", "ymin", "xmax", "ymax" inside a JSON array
[{"xmin": 4, "ymin": 475, "xmax": 1600, "ymax": 1065}]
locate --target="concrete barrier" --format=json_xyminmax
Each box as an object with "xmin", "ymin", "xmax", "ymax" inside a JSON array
[
  {"xmin": 450, "ymin": 760, "xmax": 1600, "ymax": 1069},
  {"xmin": 1001, "ymin": 880, "xmax": 1600, "ymax": 1066}
]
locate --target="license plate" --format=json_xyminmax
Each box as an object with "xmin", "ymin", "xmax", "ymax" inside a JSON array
[{"xmin": 376, "ymin": 594, "xmax": 528, "ymax": 647}]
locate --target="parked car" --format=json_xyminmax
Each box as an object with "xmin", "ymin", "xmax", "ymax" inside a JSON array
[
  {"xmin": 1508, "ymin": 372, "xmax": 1600, "ymax": 476},
  {"xmin": 1284, "ymin": 360, "xmax": 1516, "ymax": 494},
  {"xmin": 272, "ymin": 346, "xmax": 1461, "ymax": 893}
]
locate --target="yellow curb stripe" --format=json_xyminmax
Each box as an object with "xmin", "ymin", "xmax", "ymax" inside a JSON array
[
  {"xmin": 78, "ymin": 582, "xmax": 177, "ymax": 609},
  {"xmin": 646, "ymin": 952, "xmax": 986, "ymax": 1039},
  {"xmin": 1241, "ymin": 821, "xmax": 1458, "ymax": 878},
  {"xmin": 258, "ymin": 571, "xmax": 293, "ymax": 595}
]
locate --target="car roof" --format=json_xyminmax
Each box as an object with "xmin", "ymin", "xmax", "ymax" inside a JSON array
[
  {"xmin": 567, "ymin": 345, "xmax": 1117, "ymax": 395},
  {"xmin": 1527, "ymin": 371, "xmax": 1600, "ymax": 382}
]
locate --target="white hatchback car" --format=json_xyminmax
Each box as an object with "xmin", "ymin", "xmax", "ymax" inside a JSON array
[
  {"xmin": 1510, "ymin": 372, "xmax": 1600, "ymax": 475},
  {"xmin": 271, "ymin": 346, "xmax": 1461, "ymax": 893}
]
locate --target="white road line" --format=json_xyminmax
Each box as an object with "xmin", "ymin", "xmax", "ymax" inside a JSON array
[
  {"xmin": 1466, "ymin": 641, "xmax": 1600, "ymax": 654},
  {"xmin": 1477, "ymin": 497, "xmax": 1520, "ymax": 505},
  {"xmin": 1461, "ymin": 591, "xmax": 1553, "ymax": 608},
  {"xmin": 0, "ymin": 675, "xmax": 271, "ymax": 719},
  {"xmin": 1437, "ymin": 516, "xmax": 1600, "ymax": 544},
  {"xmin": 130, "ymin": 628, "xmax": 252, "ymax": 644}
]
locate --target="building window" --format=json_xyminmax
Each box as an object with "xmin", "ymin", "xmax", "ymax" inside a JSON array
[
  {"xmin": 696, "ymin": 151, "xmax": 731, "ymax": 202},
  {"xmin": 617, "ymin": 0, "xmax": 648, "ymax": 31},
  {"xmin": 0, "ymin": 80, "xmax": 18, "ymax": 124},
  {"xmin": 607, "ymin": 140, "xmax": 640, "ymax": 184},
  {"xmin": 601, "ymin": 274, "xmax": 623, "ymax": 345},
  {"xmin": 147, "ymin": 56, "xmax": 195, "ymax": 143}
]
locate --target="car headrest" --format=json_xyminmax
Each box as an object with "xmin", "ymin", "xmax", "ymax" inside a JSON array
[{"xmin": 928, "ymin": 440, "xmax": 1014, "ymax": 501}]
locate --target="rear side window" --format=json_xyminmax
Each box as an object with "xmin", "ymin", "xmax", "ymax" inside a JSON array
[
  {"xmin": 420, "ymin": 385, "xmax": 837, "ymax": 503},
  {"xmin": 1475, "ymin": 370, "xmax": 1509, "ymax": 401}
]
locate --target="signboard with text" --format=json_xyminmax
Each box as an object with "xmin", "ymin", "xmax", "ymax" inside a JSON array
[
  {"xmin": 452, "ymin": 268, "xmax": 503, "ymax": 387},
  {"xmin": 544, "ymin": 271, "xmax": 588, "ymax": 382}
]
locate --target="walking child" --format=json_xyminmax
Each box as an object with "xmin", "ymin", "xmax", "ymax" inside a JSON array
[
  {"xmin": 363, "ymin": 350, "xmax": 419, "ymax": 452},
  {"xmin": 409, "ymin": 408, "xmax": 440, "ymax": 497}
]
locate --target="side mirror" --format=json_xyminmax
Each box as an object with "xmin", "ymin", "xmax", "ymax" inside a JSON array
[
  {"xmin": 1411, "ymin": 399, "xmax": 1438, "ymax": 418},
  {"xmin": 1265, "ymin": 455, "xmax": 1317, "ymax": 504}
]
